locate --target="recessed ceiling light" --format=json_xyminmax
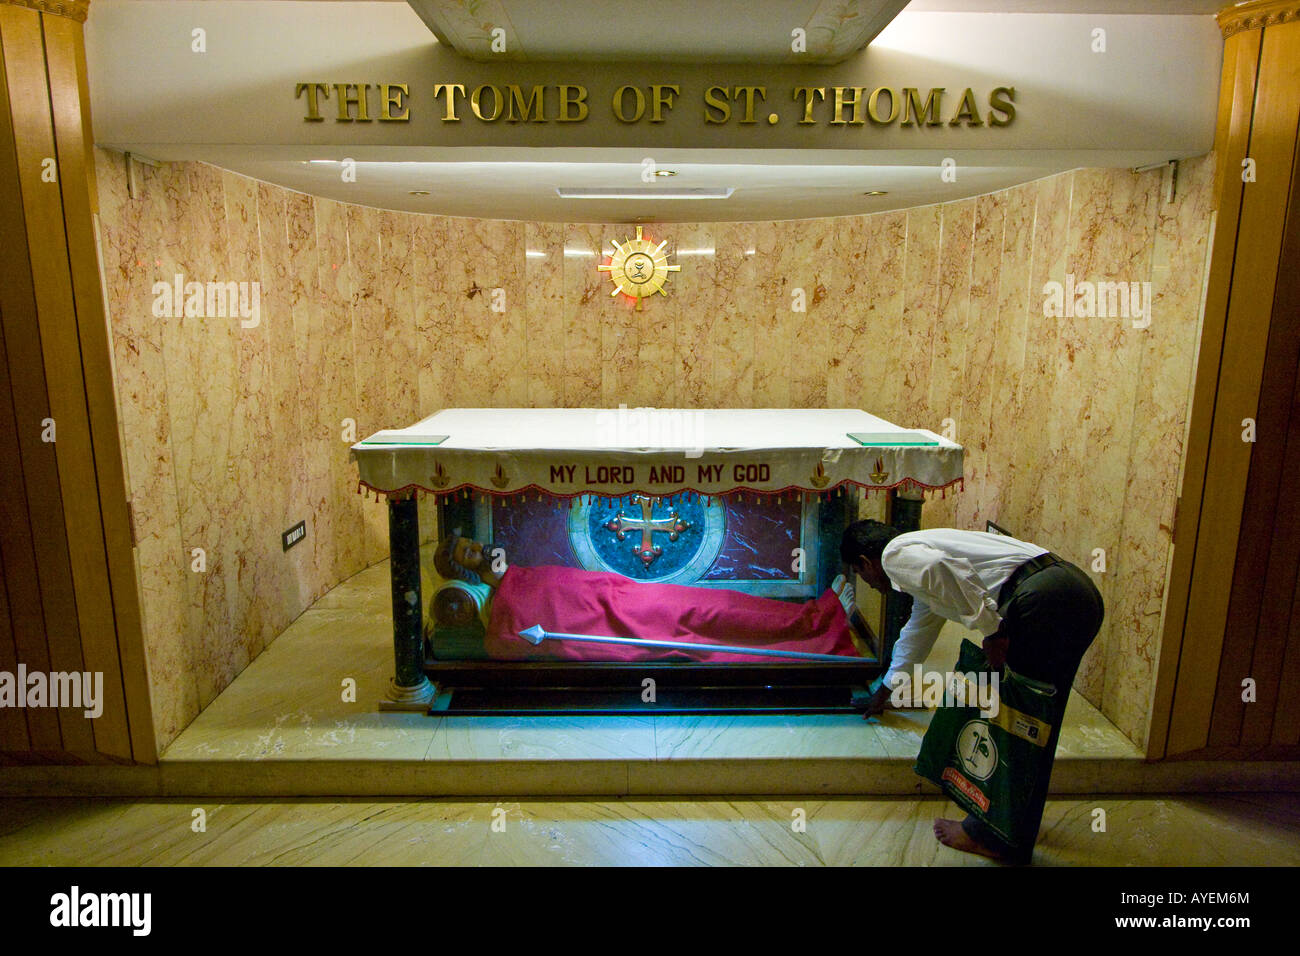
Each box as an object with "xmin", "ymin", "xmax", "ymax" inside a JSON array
[
  {"xmin": 863, "ymin": 190, "xmax": 888, "ymax": 196},
  {"xmin": 655, "ymin": 169, "xmax": 677, "ymax": 177},
  {"xmin": 409, "ymin": 190, "xmax": 430, "ymax": 196}
]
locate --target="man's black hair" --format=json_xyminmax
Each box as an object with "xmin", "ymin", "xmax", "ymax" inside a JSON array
[{"xmin": 840, "ymin": 519, "xmax": 903, "ymax": 565}]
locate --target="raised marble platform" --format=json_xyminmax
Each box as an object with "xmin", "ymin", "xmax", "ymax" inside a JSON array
[{"xmin": 3, "ymin": 560, "xmax": 1298, "ymax": 798}]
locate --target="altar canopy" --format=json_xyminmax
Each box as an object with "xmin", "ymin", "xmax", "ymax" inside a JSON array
[{"xmin": 351, "ymin": 408, "xmax": 964, "ymax": 499}]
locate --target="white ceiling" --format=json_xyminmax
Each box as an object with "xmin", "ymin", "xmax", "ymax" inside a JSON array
[
  {"xmin": 88, "ymin": 1, "xmax": 1224, "ymax": 222},
  {"xmin": 211, "ymin": 152, "xmax": 1066, "ymax": 222},
  {"xmin": 405, "ymin": 0, "xmax": 913, "ymax": 63},
  {"xmin": 352, "ymin": 0, "xmax": 1229, "ymax": 64}
]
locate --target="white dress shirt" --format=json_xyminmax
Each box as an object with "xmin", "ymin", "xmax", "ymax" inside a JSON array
[{"xmin": 880, "ymin": 529, "xmax": 1048, "ymax": 684}]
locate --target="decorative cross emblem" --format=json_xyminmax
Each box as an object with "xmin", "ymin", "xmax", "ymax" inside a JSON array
[{"xmin": 604, "ymin": 494, "xmax": 690, "ymax": 569}]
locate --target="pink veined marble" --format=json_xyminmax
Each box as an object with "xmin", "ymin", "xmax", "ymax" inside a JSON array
[{"xmin": 93, "ymin": 148, "xmax": 1217, "ymax": 753}]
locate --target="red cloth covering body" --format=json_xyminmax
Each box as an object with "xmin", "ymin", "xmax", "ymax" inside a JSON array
[{"xmin": 485, "ymin": 565, "xmax": 859, "ymax": 662}]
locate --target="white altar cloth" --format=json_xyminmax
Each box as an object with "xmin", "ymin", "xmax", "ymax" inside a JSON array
[{"xmin": 351, "ymin": 408, "xmax": 963, "ymax": 499}]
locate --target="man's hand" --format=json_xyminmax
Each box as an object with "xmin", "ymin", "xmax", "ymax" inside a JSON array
[
  {"xmin": 862, "ymin": 679, "xmax": 896, "ymax": 719},
  {"xmin": 983, "ymin": 634, "xmax": 1009, "ymax": 671}
]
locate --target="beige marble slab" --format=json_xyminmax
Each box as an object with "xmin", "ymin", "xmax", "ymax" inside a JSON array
[
  {"xmin": 653, "ymin": 715, "xmax": 890, "ymax": 760},
  {"xmin": 5, "ymin": 758, "xmax": 1300, "ymax": 798},
  {"xmin": 428, "ymin": 717, "xmax": 655, "ymax": 761},
  {"xmin": 2, "ymin": 794, "xmax": 1297, "ymax": 866},
  {"xmin": 159, "ymin": 599, "xmax": 434, "ymax": 762}
]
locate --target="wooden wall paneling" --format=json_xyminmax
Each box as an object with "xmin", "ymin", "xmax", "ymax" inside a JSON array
[
  {"xmin": 1234, "ymin": 128, "xmax": 1300, "ymax": 749},
  {"xmin": 1208, "ymin": 269, "xmax": 1300, "ymax": 746},
  {"xmin": 1263, "ymin": 145, "xmax": 1300, "ymax": 747},
  {"xmin": 0, "ymin": 6, "xmax": 80, "ymax": 754},
  {"xmin": 1147, "ymin": 27, "xmax": 1261, "ymax": 758},
  {"xmin": 1247, "ymin": 385, "xmax": 1300, "ymax": 748},
  {"xmin": 0, "ymin": 363, "xmax": 32, "ymax": 752},
  {"xmin": 1211, "ymin": 307, "xmax": 1300, "ymax": 747},
  {"xmin": 43, "ymin": 11, "xmax": 153, "ymax": 762},
  {"xmin": 0, "ymin": 4, "xmax": 129, "ymax": 759},
  {"xmin": 1167, "ymin": 19, "xmax": 1300, "ymax": 755},
  {"xmin": 1208, "ymin": 125, "xmax": 1300, "ymax": 747},
  {"xmin": 1205, "ymin": 483, "xmax": 1272, "ymax": 747},
  {"xmin": 0, "ymin": 562, "xmax": 33, "ymax": 752},
  {"xmin": 1211, "ymin": 26, "xmax": 1246, "ymax": 204},
  {"xmin": 1273, "ymin": 546, "xmax": 1300, "ymax": 745}
]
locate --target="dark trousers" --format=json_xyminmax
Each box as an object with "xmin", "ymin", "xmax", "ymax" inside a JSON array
[{"xmin": 961, "ymin": 558, "xmax": 1104, "ymax": 862}]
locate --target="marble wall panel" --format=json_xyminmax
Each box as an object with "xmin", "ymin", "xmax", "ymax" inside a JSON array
[
  {"xmin": 93, "ymin": 152, "xmax": 196, "ymax": 747},
  {"xmin": 166, "ymin": 163, "xmax": 244, "ymax": 711},
  {"xmin": 524, "ymin": 222, "xmax": 566, "ymax": 409},
  {"xmin": 787, "ymin": 220, "xmax": 836, "ymax": 410},
  {"xmin": 954, "ymin": 190, "xmax": 1006, "ymax": 532},
  {"xmin": 751, "ymin": 220, "xmax": 790, "ymax": 409},
  {"xmin": 219, "ymin": 171, "xmax": 276, "ymax": 663},
  {"xmin": 482, "ymin": 220, "xmax": 527, "ymax": 407},
  {"xmin": 346, "ymin": 203, "xmax": 387, "ymax": 567},
  {"xmin": 852, "ymin": 211, "xmax": 908, "ymax": 423},
  {"xmin": 284, "ymin": 191, "xmax": 334, "ymax": 600},
  {"xmin": 313, "ymin": 198, "xmax": 364, "ymax": 589},
  {"xmin": 830, "ymin": 215, "xmax": 866, "ymax": 411},
  {"xmin": 711, "ymin": 222, "xmax": 757, "ymax": 410},
  {"xmin": 413, "ymin": 214, "xmax": 450, "ymax": 415},
  {"xmin": 256, "ymin": 183, "xmax": 317, "ymax": 627},
  {"xmin": 1060, "ymin": 168, "xmax": 1161, "ymax": 703},
  {"xmin": 981, "ymin": 182, "xmax": 1035, "ymax": 533},
  {"xmin": 438, "ymin": 217, "xmax": 495, "ymax": 408},
  {"xmin": 96, "ymin": 156, "xmax": 1216, "ymax": 752},
  {"xmin": 899, "ymin": 205, "xmax": 941, "ymax": 425},
  {"xmin": 924, "ymin": 198, "xmax": 976, "ymax": 530},
  {"xmin": 1106, "ymin": 154, "xmax": 1217, "ymax": 744},
  {"xmin": 1014, "ymin": 173, "xmax": 1073, "ymax": 541},
  {"xmin": 561, "ymin": 223, "xmax": 606, "ymax": 407},
  {"xmin": 667, "ymin": 223, "xmax": 715, "ymax": 408}
]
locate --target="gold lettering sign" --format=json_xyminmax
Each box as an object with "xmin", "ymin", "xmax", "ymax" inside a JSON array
[{"xmin": 293, "ymin": 82, "xmax": 1017, "ymax": 127}]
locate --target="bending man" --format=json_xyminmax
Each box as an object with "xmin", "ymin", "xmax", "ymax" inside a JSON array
[{"xmin": 840, "ymin": 520, "xmax": 1104, "ymax": 862}]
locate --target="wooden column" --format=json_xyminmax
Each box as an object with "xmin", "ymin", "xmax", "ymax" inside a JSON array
[
  {"xmin": 1149, "ymin": 0, "xmax": 1300, "ymax": 759},
  {"xmin": 0, "ymin": 0, "xmax": 155, "ymax": 763}
]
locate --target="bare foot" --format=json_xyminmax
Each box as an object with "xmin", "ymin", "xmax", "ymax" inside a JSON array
[{"xmin": 933, "ymin": 818, "xmax": 1013, "ymax": 862}]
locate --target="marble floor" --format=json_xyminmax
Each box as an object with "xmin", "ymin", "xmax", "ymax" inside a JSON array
[
  {"xmin": 158, "ymin": 556, "xmax": 1139, "ymax": 771},
  {"xmin": 1, "ymin": 792, "xmax": 1297, "ymax": 865},
  {"xmin": 9, "ymin": 557, "xmax": 1297, "ymax": 799}
]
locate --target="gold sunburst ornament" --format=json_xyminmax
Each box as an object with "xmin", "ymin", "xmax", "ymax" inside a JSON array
[{"xmin": 598, "ymin": 226, "xmax": 681, "ymax": 310}]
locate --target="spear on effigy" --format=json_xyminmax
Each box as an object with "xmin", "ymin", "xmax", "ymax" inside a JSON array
[{"xmin": 518, "ymin": 625, "xmax": 862, "ymax": 662}]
